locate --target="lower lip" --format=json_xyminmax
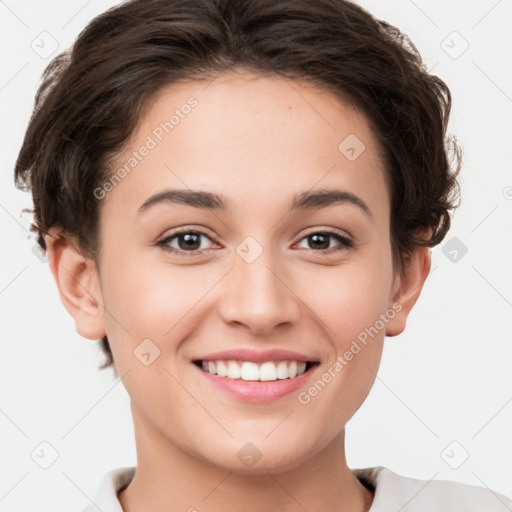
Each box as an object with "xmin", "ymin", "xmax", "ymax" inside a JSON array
[{"xmin": 194, "ymin": 363, "xmax": 318, "ymax": 402}]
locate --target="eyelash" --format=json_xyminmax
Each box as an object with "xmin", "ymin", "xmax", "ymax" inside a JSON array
[{"xmin": 156, "ymin": 227, "xmax": 354, "ymax": 256}]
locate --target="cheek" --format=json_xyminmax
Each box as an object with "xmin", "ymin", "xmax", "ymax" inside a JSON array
[
  {"xmin": 298, "ymin": 249, "xmax": 393, "ymax": 422},
  {"xmin": 294, "ymin": 265, "xmax": 389, "ymax": 439},
  {"xmin": 100, "ymin": 252, "xmax": 220, "ymax": 367},
  {"xmin": 305, "ymin": 259, "xmax": 393, "ymax": 345}
]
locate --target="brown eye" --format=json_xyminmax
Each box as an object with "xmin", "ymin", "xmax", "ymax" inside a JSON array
[
  {"xmin": 157, "ymin": 230, "xmax": 215, "ymax": 255},
  {"xmin": 296, "ymin": 231, "xmax": 353, "ymax": 253}
]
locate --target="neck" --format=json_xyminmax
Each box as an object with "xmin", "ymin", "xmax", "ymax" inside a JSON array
[{"xmin": 118, "ymin": 402, "xmax": 374, "ymax": 512}]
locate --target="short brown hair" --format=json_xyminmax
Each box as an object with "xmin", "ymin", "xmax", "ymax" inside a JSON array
[{"xmin": 14, "ymin": 0, "xmax": 462, "ymax": 370}]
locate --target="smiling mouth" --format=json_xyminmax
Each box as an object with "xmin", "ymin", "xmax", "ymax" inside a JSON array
[{"xmin": 193, "ymin": 359, "xmax": 319, "ymax": 382}]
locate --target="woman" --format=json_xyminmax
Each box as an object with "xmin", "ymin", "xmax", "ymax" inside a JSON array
[{"xmin": 14, "ymin": 0, "xmax": 511, "ymax": 510}]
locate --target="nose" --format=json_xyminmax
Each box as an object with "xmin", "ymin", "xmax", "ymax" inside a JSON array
[{"xmin": 218, "ymin": 244, "xmax": 301, "ymax": 335}]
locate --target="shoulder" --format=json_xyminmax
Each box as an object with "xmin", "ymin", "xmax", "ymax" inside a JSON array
[
  {"xmin": 352, "ymin": 466, "xmax": 512, "ymax": 512},
  {"xmin": 81, "ymin": 467, "xmax": 135, "ymax": 512}
]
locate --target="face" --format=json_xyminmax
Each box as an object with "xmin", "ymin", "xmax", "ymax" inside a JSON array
[{"xmin": 86, "ymin": 71, "xmax": 406, "ymax": 473}]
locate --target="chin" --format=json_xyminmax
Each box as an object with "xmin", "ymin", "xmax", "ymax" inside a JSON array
[{"xmin": 199, "ymin": 438, "xmax": 314, "ymax": 475}]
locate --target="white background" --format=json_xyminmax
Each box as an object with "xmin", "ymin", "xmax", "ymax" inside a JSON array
[{"xmin": 1, "ymin": 0, "xmax": 511, "ymax": 510}]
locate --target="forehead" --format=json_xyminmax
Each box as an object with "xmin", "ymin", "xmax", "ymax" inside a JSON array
[{"xmin": 103, "ymin": 70, "xmax": 389, "ymax": 222}]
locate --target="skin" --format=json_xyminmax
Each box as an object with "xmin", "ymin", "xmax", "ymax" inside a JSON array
[{"xmin": 46, "ymin": 70, "xmax": 431, "ymax": 512}]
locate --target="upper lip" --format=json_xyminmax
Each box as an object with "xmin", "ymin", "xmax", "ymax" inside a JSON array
[{"xmin": 194, "ymin": 348, "xmax": 320, "ymax": 363}]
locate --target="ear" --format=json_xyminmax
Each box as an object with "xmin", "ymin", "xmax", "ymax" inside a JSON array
[
  {"xmin": 44, "ymin": 229, "xmax": 106, "ymax": 340},
  {"xmin": 385, "ymin": 244, "xmax": 432, "ymax": 337}
]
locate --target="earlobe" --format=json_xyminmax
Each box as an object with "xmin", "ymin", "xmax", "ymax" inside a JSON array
[
  {"xmin": 44, "ymin": 230, "xmax": 106, "ymax": 340},
  {"xmin": 385, "ymin": 245, "xmax": 432, "ymax": 337}
]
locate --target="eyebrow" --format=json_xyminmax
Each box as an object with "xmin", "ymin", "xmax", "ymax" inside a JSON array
[{"xmin": 137, "ymin": 188, "xmax": 373, "ymax": 219}]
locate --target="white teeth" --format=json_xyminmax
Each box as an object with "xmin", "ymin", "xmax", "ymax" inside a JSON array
[
  {"xmin": 227, "ymin": 360, "xmax": 241, "ymax": 379},
  {"xmin": 216, "ymin": 360, "xmax": 228, "ymax": 377},
  {"xmin": 240, "ymin": 362, "xmax": 259, "ymax": 381},
  {"xmin": 259, "ymin": 361, "xmax": 277, "ymax": 381},
  {"xmin": 199, "ymin": 359, "xmax": 311, "ymax": 381},
  {"xmin": 276, "ymin": 361, "xmax": 289, "ymax": 379}
]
